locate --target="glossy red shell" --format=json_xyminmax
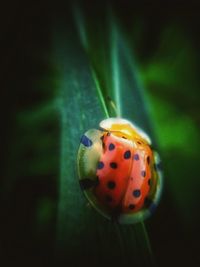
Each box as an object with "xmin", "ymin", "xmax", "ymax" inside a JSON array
[{"xmin": 95, "ymin": 133, "xmax": 152, "ymax": 214}]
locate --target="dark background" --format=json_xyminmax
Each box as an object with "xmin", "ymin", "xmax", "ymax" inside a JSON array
[{"xmin": 1, "ymin": 1, "xmax": 200, "ymax": 266}]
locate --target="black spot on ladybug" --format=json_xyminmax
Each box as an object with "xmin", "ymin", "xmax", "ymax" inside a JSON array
[
  {"xmin": 129, "ymin": 204, "xmax": 135, "ymax": 210},
  {"xmin": 137, "ymin": 141, "xmax": 142, "ymax": 145},
  {"xmin": 147, "ymin": 156, "xmax": 150, "ymax": 165},
  {"xmin": 148, "ymin": 178, "xmax": 151, "ymax": 186},
  {"xmin": 122, "ymin": 136, "xmax": 127, "ymax": 139},
  {"xmin": 107, "ymin": 180, "xmax": 116, "ymax": 189},
  {"xmin": 80, "ymin": 135, "xmax": 93, "ymax": 147},
  {"xmin": 130, "ymin": 177, "xmax": 134, "ymax": 181},
  {"xmin": 97, "ymin": 161, "xmax": 104, "ymax": 169},
  {"xmin": 134, "ymin": 154, "xmax": 139, "ymax": 160},
  {"xmin": 105, "ymin": 195, "xmax": 112, "ymax": 202},
  {"xmin": 141, "ymin": 171, "xmax": 146, "ymax": 177},
  {"xmin": 110, "ymin": 162, "xmax": 118, "ymax": 169},
  {"xmin": 79, "ymin": 178, "xmax": 99, "ymax": 190},
  {"xmin": 101, "ymin": 135, "xmax": 106, "ymax": 149},
  {"xmin": 124, "ymin": 150, "xmax": 131, "ymax": 159},
  {"xmin": 102, "ymin": 142, "xmax": 105, "ymax": 149},
  {"xmin": 133, "ymin": 189, "xmax": 141, "ymax": 198},
  {"xmin": 109, "ymin": 143, "xmax": 115, "ymax": 151}
]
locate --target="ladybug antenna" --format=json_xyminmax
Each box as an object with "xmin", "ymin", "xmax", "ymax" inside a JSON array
[{"xmin": 107, "ymin": 96, "xmax": 119, "ymax": 117}]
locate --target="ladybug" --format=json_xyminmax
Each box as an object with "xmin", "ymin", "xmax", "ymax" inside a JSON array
[{"xmin": 77, "ymin": 118, "xmax": 163, "ymax": 224}]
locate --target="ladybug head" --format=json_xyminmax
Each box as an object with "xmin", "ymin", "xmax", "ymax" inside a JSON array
[{"xmin": 99, "ymin": 118, "xmax": 151, "ymax": 145}]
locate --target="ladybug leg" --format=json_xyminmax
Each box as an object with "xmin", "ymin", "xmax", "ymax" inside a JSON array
[{"xmin": 107, "ymin": 96, "xmax": 118, "ymax": 117}]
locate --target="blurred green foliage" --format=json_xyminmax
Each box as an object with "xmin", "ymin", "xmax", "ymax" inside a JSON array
[{"xmin": 138, "ymin": 24, "xmax": 200, "ymax": 225}]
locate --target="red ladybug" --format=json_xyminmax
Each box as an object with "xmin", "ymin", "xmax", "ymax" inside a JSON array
[{"xmin": 77, "ymin": 118, "xmax": 163, "ymax": 224}]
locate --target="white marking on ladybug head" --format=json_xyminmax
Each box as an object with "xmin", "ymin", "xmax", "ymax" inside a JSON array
[{"xmin": 99, "ymin": 118, "xmax": 152, "ymax": 144}]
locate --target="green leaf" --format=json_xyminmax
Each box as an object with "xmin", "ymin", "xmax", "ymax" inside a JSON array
[{"xmin": 55, "ymin": 7, "xmax": 156, "ymax": 267}]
